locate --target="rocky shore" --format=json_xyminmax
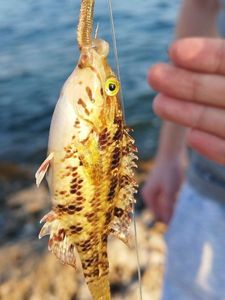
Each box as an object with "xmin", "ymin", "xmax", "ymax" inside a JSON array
[{"xmin": 0, "ymin": 160, "xmax": 166, "ymax": 300}]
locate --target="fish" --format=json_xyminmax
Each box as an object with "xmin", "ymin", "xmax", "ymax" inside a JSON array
[{"xmin": 35, "ymin": 0, "xmax": 138, "ymax": 299}]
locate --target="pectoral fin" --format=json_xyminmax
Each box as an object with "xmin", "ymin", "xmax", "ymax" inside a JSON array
[{"xmin": 35, "ymin": 152, "xmax": 54, "ymax": 187}]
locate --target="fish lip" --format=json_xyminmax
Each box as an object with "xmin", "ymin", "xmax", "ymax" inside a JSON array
[
  {"xmin": 78, "ymin": 50, "xmax": 93, "ymax": 68},
  {"xmin": 92, "ymin": 39, "xmax": 110, "ymax": 58}
]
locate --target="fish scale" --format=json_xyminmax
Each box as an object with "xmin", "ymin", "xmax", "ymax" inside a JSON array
[{"xmin": 35, "ymin": 0, "xmax": 138, "ymax": 299}]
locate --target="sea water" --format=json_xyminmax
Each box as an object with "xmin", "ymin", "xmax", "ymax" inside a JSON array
[{"xmin": 0, "ymin": 0, "xmax": 179, "ymax": 166}]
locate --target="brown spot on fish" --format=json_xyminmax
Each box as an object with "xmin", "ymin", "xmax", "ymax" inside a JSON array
[
  {"xmin": 71, "ymin": 177, "xmax": 78, "ymax": 183},
  {"xmin": 93, "ymin": 269, "xmax": 99, "ymax": 276},
  {"xmin": 57, "ymin": 204, "xmax": 64, "ymax": 209},
  {"xmin": 71, "ymin": 183, "xmax": 77, "ymax": 189},
  {"xmin": 85, "ymin": 212, "xmax": 95, "ymax": 222},
  {"xmin": 110, "ymin": 176, "xmax": 118, "ymax": 190},
  {"xmin": 100, "ymin": 87, "xmax": 104, "ymax": 96},
  {"xmin": 65, "ymin": 153, "xmax": 73, "ymax": 159},
  {"xmin": 57, "ymin": 229, "xmax": 66, "ymax": 241},
  {"xmin": 62, "ymin": 206, "xmax": 68, "ymax": 213},
  {"xmin": 107, "ymin": 178, "xmax": 118, "ymax": 202},
  {"xmin": 102, "ymin": 234, "xmax": 108, "ymax": 243},
  {"xmin": 78, "ymin": 81, "xmax": 83, "ymax": 85},
  {"xmin": 114, "ymin": 115, "xmax": 123, "ymax": 126},
  {"xmin": 69, "ymin": 244, "xmax": 75, "ymax": 252},
  {"xmin": 114, "ymin": 207, "xmax": 124, "ymax": 218},
  {"xmin": 105, "ymin": 210, "xmax": 112, "ymax": 225},
  {"xmin": 113, "ymin": 127, "xmax": 123, "ymax": 141},
  {"xmin": 59, "ymin": 191, "xmax": 66, "ymax": 195},
  {"xmin": 78, "ymin": 98, "xmax": 90, "ymax": 115},
  {"xmin": 74, "ymin": 119, "xmax": 80, "ymax": 128},
  {"xmin": 89, "ymin": 66, "xmax": 102, "ymax": 83},
  {"xmin": 75, "ymin": 206, "xmax": 83, "ymax": 212},
  {"xmin": 80, "ymin": 240, "xmax": 91, "ymax": 248},
  {"xmin": 70, "ymin": 189, "xmax": 77, "ymax": 194},
  {"xmin": 107, "ymin": 190, "xmax": 116, "ymax": 202},
  {"xmin": 92, "ymin": 253, "xmax": 99, "ymax": 263},
  {"xmin": 99, "ymin": 128, "xmax": 110, "ymax": 149},
  {"xmin": 86, "ymin": 86, "xmax": 93, "ymax": 101},
  {"xmin": 111, "ymin": 147, "xmax": 121, "ymax": 169},
  {"xmin": 68, "ymin": 205, "xmax": 76, "ymax": 210},
  {"xmin": 121, "ymin": 175, "xmax": 131, "ymax": 187},
  {"xmin": 70, "ymin": 225, "xmax": 83, "ymax": 233}
]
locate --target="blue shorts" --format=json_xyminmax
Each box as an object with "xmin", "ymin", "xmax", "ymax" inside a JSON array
[{"xmin": 162, "ymin": 182, "xmax": 225, "ymax": 300}]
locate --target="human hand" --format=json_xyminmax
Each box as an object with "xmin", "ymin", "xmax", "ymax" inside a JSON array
[
  {"xmin": 142, "ymin": 156, "xmax": 185, "ymax": 224},
  {"xmin": 149, "ymin": 38, "xmax": 225, "ymax": 165}
]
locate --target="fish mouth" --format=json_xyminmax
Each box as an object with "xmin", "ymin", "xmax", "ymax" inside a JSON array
[
  {"xmin": 77, "ymin": 38, "xmax": 110, "ymax": 69},
  {"xmin": 93, "ymin": 39, "xmax": 109, "ymax": 58}
]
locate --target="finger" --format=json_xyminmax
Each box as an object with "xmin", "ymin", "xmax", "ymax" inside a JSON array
[
  {"xmin": 169, "ymin": 38, "xmax": 225, "ymax": 75},
  {"xmin": 142, "ymin": 183, "xmax": 161, "ymax": 216},
  {"xmin": 153, "ymin": 93, "xmax": 225, "ymax": 140},
  {"xmin": 187, "ymin": 129, "xmax": 225, "ymax": 165},
  {"xmin": 149, "ymin": 63, "xmax": 225, "ymax": 108},
  {"xmin": 159, "ymin": 197, "xmax": 174, "ymax": 224}
]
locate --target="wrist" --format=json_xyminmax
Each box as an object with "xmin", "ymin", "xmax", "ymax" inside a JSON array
[{"xmin": 155, "ymin": 145, "xmax": 187, "ymax": 165}]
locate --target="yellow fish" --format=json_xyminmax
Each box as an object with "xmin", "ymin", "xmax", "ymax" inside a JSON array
[{"xmin": 35, "ymin": 0, "xmax": 137, "ymax": 299}]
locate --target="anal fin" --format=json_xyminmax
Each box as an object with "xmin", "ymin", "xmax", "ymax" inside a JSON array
[
  {"xmin": 35, "ymin": 152, "xmax": 54, "ymax": 187},
  {"xmin": 39, "ymin": 210, "xmax": 77, "ymax": 268}
]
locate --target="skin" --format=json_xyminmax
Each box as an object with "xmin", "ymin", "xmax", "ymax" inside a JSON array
[
  {"xmin": 151, "ymin": 38, "xmax": 225, "ymax": 165},
  {"xmin": 142, "ymin": 0, "xmax": 221, "ymax": 224},
  {"xmin": 36, "ymin": 1, "xmax": 137, "ymax": 299},
  {"xmin": 38, "ymin": 39, "xmax": 136, "ymax": 300}
]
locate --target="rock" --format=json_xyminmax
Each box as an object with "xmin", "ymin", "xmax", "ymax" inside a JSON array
[
  {"xmin": 0, "ymin": 214, "xmax": 166, "ymax": 300},
  {"xmin": 0, "ymin": 158, "xmax": 166, "ymax": 300},
  {"xmin": 0, "ymin": 162, "xmax": 33, "ymax": 203},
  {"xmin": 0, "ymin": 162, "xmax": 32, "ymax": 182},
  {"xmin": 8, "ymin": 184, "xmax": 49, "ymax": 215}
]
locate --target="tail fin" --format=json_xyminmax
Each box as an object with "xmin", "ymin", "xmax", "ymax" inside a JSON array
[{"xmin": 88, "ymin": 275, "xmax": 111, "ymax": 300}]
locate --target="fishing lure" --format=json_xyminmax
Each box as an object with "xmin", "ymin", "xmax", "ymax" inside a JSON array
[{"xmin": 35, "ymin": 0, "xmax": 138, "ymax": 299}]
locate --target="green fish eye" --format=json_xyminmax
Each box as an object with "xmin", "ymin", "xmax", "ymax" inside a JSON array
[{"xmin": 105, "ymin": 77, "xmax": 120, "ymax": 96}]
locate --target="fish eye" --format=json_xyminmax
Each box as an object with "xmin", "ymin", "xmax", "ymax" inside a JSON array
[{"xmin": 105, "ymin": 77, "xmax": 120, "ymax": 96}]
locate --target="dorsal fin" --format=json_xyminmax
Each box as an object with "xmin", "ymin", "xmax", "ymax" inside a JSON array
[{"xmin": 110, "ymin": 129, "xmax": 138, "ymax": 246}]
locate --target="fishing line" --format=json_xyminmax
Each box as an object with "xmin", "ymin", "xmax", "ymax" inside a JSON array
[
  {"xmin": 107, "ymin": 1, "xmax": 143, "ymax": 299},
  {"xmin": 107, "ymin": 0, "xmax": 125, "ymax": 119}
]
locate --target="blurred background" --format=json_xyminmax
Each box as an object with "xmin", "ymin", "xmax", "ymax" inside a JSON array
[{"xmin": 0, "ymin": 0, "xmax": 179, "ymax": 299}]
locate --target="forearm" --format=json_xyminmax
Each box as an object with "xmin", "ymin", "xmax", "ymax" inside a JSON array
[
  {"xmin": 176, "ymin": 0, "xmax": 220, "ymax": 38},
  {"xmin": 157, "ymin": 0, "xmax": 220, "ymax": 158}
]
